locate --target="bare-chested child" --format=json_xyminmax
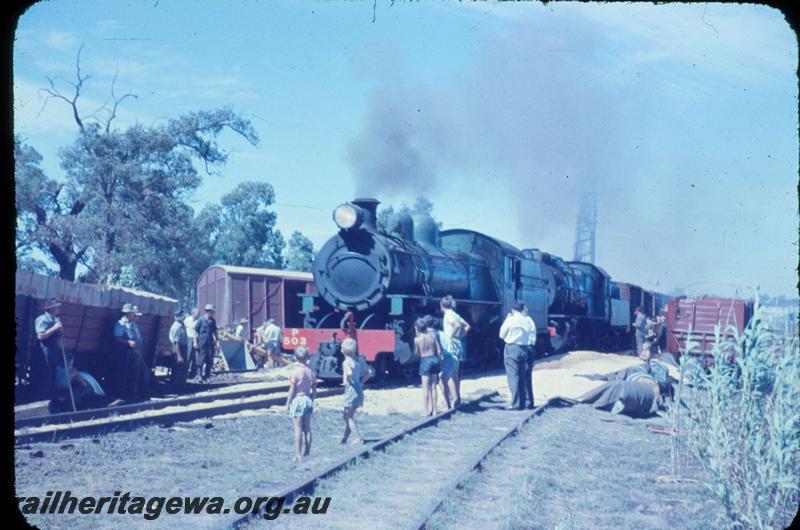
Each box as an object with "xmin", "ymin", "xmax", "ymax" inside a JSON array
[
  {"xmin": 285, "ymin": 346, "xmax": 317, "ymax": 461},
  {"xmin": 415, "ymin": 317, "xmax": 441, "ymax": 416}
]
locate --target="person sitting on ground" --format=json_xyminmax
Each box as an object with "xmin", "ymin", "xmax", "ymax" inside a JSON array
[
  {"xmin": 415, "ymin": 316, "xmax": 441, "ymax": 417},
  {"xmin": 285, "ymin": 346, "xmax": 317, "ymax": 462},
  {"xmin": 340, "ymin": 337, "xmax": 373, "ymax": 444},
  {"xmin": 51, "ymin": 354, "xmax": 109, "ymax": 411}
]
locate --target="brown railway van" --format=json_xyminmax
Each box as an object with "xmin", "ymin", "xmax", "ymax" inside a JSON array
[
  {"xmin": 195, "ymin": 265, "xmax": 315, "ymax": 340},
  {"xmin": 15, "ymin": 269, "xmax": 177, "ymax": 390}
]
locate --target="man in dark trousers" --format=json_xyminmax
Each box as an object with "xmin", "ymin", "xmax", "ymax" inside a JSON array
[
  {"xmin": 169, "ymin": 309, "xmax": 189, "ymax": 390},
  {"xmin": 113, "ymin": 303, "xmax": 140, "ymax": 400},
  {"xmin": 499, "ymin": 301, "xmax": 537, "ymax": 410},
  {"xmin": 33, "ymin": 298, "xmax": 64, "ymax": 401},
  {"xmin": 520, "ymin": 303, "xmax": 538, "ymax": 409},
  {"xmin": 194, "ymin": 304, "xmax": 219, "ymax": 381}
]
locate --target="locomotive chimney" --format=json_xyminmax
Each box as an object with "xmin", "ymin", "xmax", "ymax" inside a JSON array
[{"xmin": 351, "ymin": 198, "xmax": 380, "ymax": 231}]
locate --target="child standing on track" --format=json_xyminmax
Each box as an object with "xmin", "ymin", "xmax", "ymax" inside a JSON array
[
  {"xmin": 340, "ymin": 337, "xmax": 373, "ymax": 444},
  {"xmin": 415, "ymin": 316, "xmax": 441, "ymax": 416},
  {"xmin": 285, "ymin": 346, "xmax": 317, "ymax": 462}
]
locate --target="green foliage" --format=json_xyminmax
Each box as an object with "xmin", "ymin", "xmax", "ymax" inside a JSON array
[
  {"xmin": 679, "ymin": 298, "xmax": 800, "ymax": 529},
  {"xmin": 201, "ymin": 181, "xmax": 285, "ymax": 269},
  {"xmin": 15, "ymin": 51, "xmax": 263, "ymax": 306},
  {"xmin": 285, "ymin": 230, "xmax": 315, "ymax": 272}
]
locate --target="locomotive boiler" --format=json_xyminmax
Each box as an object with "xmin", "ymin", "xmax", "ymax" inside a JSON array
[{"xmin": 308, "ymin": 198, "xmax": 558, "ymax": 378}]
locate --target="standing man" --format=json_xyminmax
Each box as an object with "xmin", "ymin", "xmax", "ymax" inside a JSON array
[
  {"xmin": 130, "ymin": 305, "xmax": 150, "ymax": 399},
  {"xmin": 169, "ymin": 309, "xmax": 190, "ymax": 390},
  {"xmin": 520, "ymin": 303, "xmax": 537, "ymax": 409},
  {"xmin": 184, "ymin": 307, "xmax": 199, "ymax": 379},
  {"xmin": 261, "ymin": 318, "xmax": 282, "ymax": 367},
  {"xmin": 33, "ymin": 298, "xmax": 64, "ymax": 401},
  {"xmin": 633, "ymin": 306, "xmax": 647, "ymax": 357},
  {"xmin": 194, "ymin": 304, "xmax": 219, "ymax": 380},
  {"xmin": 499, "ymin": 301, "xmax": 537, "ymax": 410},
  {"xmin": 113, "ymin": 303, "xmax": 138, "ymax": 399}
]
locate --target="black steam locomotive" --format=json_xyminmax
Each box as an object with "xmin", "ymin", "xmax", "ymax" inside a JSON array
[{"xmin": 307, "ymin": 198, "xmax": 665, "ymax": 378}]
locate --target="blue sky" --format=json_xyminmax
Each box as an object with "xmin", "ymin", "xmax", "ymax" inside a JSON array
[{"xmin": 13, "ymin": 1, "xmax": 798, "ymax": 297}]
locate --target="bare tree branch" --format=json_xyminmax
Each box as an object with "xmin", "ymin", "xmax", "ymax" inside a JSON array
[
  {"xmin": 105, "ymin": 66, "xmax": 138, "ymax": 133},
  {"xmin": 36, "ymin": 44, "xmax": 92, "ymax": 132}
]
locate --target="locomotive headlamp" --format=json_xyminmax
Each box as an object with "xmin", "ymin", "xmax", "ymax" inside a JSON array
[{"xmin": 333, "ymin": 203, "xmax": 362, "ymax": 230}]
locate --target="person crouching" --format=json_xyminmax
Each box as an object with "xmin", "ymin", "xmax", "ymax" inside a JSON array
[{"xmin": 285, "ymin": 346, "xmax": 317, "ymax": 462}]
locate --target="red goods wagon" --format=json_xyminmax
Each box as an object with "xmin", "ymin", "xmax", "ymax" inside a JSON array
[{"xmin": 665, "ymin": 296, "xmax": 754, "ymax": 358}]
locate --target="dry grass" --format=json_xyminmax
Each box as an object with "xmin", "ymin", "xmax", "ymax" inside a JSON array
[{"xmin": 427, "ymin": 404, "xmax": 724, "ymax": 530}]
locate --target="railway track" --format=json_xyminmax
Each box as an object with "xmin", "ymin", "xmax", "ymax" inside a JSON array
[
  {"xmin": 227, "ymin": 393, "xmax": 575, "ymax": 530},
  {"xmin": 226, "ymin": 391, "xmax": 506, "ymax": 529},
  {"xmin": 14, "ymin": 383, "xmax": 343, "ymax": 445}
]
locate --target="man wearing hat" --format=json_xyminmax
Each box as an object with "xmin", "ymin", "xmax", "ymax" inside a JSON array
[
  {"xmin": 169, "ymin": 310, "xmax": 189, "ymax": 389},
  {"xmin": 113, "ymin": 303, "xmax": 148, "ymax": 400},
  {"xmin": 194, "ymin": 304, "xmax": 219, "ymax": 380},
  {"xmin": 33, "ymin": 298, "xmax": 64, "ymax": 400}
]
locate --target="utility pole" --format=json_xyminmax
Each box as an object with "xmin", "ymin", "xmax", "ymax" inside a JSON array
[{"xmin": 573, "ymin": 191, "xmax": 597, "ymax": 264}]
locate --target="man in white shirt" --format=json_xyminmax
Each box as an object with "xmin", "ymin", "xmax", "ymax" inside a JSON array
[
  {"xmin": 499, "ymin": 301, "xmax": 537, "ymax": 410},
  {"xmin": 184, "ymin": 308, "xmax": 198, "ymax": 378},
  {"xmin": 258, "ymin": 319, "xmax": 282, "ymax": 367}
]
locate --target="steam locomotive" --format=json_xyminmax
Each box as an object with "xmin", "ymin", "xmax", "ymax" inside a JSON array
[{"xmin": 296, "ymin": 198, "xmax": 668, "ymax": 379}]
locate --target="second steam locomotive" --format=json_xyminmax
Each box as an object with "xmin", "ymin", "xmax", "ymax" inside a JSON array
[{"xmin": 295, "ymin": 198, "xmax": 668, "ymax": 379}]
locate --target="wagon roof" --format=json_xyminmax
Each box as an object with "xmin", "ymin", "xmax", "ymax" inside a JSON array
[{"xmin": 204, "ymin": 264, "xmax": 313, "ymax": 282}]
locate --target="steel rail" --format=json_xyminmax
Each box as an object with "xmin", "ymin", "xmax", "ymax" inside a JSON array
[
  {"xmin": 15, "ymin": 387, "xmax": 343, "ymax": 445},
  {"xmin": 226, "ymin": 390, "xmax": 501, "ymax": 529},
  {"xmin": 413, "ymin": 397, "xmax": 577, "ymax": 530},
  {"xmin": 15, "ymin": 382, "xmax": 293, "ymax": 429}
]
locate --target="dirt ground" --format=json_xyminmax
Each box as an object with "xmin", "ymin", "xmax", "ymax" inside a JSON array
[
  {"xmin": 15, "ymin": 350, "xmax": 691, "ymax": 529},
  {"xmin": 314, "ymin": 350, "xmax": 649, "ymax": 416}
]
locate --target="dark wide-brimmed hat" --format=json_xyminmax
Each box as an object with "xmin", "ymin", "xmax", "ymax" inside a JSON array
[
  {"xmin": 43, "ymin": 298, "xmax": 62, "ymax": 310},
  {"xmin": 175, "ymin": 309, "xmax": 187, "ymax": 320},
  {"xmin": 204, "ymin": 303, "xmax": 216, "ymax": 311},
  {"xmin": 121, "ymin": 302, "xmax": 136, "ymax": 314}
]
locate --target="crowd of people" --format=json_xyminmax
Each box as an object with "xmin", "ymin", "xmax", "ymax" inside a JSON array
[
  {"xmin": 282, "ymin": 294, "xmax": 541, "ymax": 462},
  {"xmin": 33, "ymin": 293, "xmax": 669, "ymax": 458}
]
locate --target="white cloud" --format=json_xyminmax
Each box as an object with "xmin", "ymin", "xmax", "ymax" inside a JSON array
[{"xmin": 45, "ymin": 31, "xmax": 77, "ymax": 50}]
